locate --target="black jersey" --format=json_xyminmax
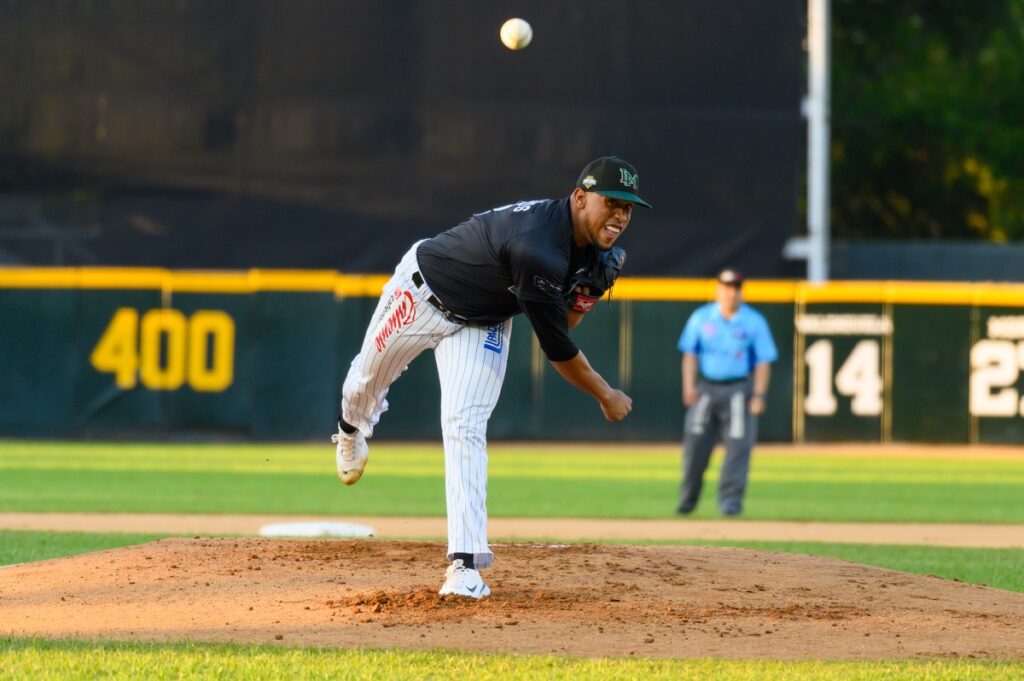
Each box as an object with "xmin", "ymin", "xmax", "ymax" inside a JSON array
[{"xmin": 416, "ymin": 197, "xmax": 597, "ymax": 362}]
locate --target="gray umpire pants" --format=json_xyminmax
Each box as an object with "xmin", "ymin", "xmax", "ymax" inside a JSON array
[{"xmin": 679, "ymin": 377, "xmax": 757, "ymax": 514}]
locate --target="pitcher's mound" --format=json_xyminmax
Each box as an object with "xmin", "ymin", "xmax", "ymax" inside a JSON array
[{"xmin": 2, "ymin": 538, "xmax": 1022, "ymax": 659}]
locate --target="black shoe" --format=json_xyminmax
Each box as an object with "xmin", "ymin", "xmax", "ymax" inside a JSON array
[
  {"xmin": 721, "ymin": 506, "xmax": 742, "ymax": 517},
  {"xmin": 676, "ymin": 503, "xmax": 696, "ymax": 515}
]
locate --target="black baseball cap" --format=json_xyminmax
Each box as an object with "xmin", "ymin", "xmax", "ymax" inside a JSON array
[
  {"xmin": 576, "ymin": 156, "xmax": 653, "ymax": 208},
  {"xmin": 717, "ymin": 268, "xmax": 744, "ymax": 286}
]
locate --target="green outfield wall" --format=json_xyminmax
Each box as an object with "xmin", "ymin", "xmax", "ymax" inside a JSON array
[{"xmin": 2, "ymin": 269, "xmax": 1023, "ymax": 443}]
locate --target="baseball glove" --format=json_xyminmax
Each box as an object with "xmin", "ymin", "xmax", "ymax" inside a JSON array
[{"xmin": 565, "ymin": 246, "xmax": 627, "ymax": 313}]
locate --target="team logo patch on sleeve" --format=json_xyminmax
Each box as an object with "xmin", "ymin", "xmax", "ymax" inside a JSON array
[
  {"xmin": 374, "ymin": 289, "xmax": 417, "ymax": 352},
  {"xmin": 483, "ymin": 322, "xmax": 505, "ymax": 353},
  {"xmin": 533, "ymin": 275, "xmax": 561, "ymax": 296}
]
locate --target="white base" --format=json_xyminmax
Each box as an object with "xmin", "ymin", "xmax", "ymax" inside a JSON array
[{"xmin": 258, "ymin": 521, "xmax": 374, "ymax": 538}]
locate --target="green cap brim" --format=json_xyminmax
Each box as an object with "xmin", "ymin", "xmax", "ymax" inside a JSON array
[{"xmin": 596, "ymin": 189, "xmax": 653, "ymax": 209}]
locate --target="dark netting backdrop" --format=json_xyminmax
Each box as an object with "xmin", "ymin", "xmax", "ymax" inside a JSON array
[{"xmin": 0, "ymin": 0, "xmax": 804, "ymax": 275}]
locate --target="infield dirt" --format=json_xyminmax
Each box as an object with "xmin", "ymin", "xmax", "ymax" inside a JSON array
[{"xmin": 2, "ymin": 538, "xmax": 1022, "ymax": 660}]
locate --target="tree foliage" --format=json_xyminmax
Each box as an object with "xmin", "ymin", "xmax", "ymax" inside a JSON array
[{"xmin": 832, "ymin": 0, "xmax": 1024, "ymax": 240}]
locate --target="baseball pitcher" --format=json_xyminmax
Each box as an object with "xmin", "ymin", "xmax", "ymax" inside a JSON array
[{"xmin": 332, "ymin": 156, "xmax": 651, "ymax": 598}]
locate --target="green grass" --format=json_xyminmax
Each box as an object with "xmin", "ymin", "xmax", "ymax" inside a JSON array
[
  {"xmin": 1, "ymin": 639, "xmax": 1022, "ymax": 680},
  {"xmin": 672, "ymin": 540, "xmax": 1024, "ymax": 593},
  {"xmin": 1, "ymin": 441, "xmax": 1023, "ymax": 522},
  {"xmin": 0, "ymin": 530, "xmax": 171, "ymax": 566}
]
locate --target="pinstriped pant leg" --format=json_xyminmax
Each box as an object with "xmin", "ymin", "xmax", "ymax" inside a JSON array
[
  {"xmin": 340, "ymin": 243, "xmax": 453, "ymax": 438},
  {"xmin": 434, "ymin": 319, "xmax": 512, "ymax": 570}
]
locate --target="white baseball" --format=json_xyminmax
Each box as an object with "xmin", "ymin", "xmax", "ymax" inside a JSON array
[{"xmin": 499, "ymin": 18, "xmax": 533, "ymax": 51}]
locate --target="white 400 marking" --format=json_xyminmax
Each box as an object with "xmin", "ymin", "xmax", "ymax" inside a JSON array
[
  {"xmin": 970, "ymin": 340, "xmax": 1024, "ymax": 417},
  {"xmin": 804, "ymin": 339, "xmax": 883, "ymax": 417},
  {"xmin": 90, "ymin": 308, "xmax": 235, "ymax": 392}
]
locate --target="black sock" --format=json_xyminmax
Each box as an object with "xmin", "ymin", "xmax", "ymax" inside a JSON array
[
  {"xmin": 453, "ymin": 553, "xmax": 474, "ymax": 569},
  {"xmin": 338, "ymin": 418, "xmax": 357, "ymax": 435}
]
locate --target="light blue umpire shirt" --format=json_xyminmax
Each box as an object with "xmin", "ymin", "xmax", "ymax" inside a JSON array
[{"xmin": 677, "ymin": 302, "xmax": 778, "ymax": 381}]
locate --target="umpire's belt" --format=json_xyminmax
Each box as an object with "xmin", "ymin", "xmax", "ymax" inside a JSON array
[
  {"xmin": 412, "ymin": 271, "xmax": 468, "ymax": 324},
  {"xmin": 699, "ymin": 374, "xmax": 749, "ymax": 386}
]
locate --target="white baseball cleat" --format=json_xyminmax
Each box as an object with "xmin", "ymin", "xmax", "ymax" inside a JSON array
[
  {"xmin": 438, "ymin": 559, "xmax": 491, "ymax": 599},
  {"xmin": 331, "ymin": 425, "xmax": 369, "ymax": 485}
]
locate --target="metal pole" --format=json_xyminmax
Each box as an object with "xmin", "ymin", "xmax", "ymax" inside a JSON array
[{"xmin": 806, "ymin": 0, "xmax": 831, "ymax": 282}]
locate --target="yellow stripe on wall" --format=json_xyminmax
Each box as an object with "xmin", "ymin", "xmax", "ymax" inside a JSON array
[
  {"xmin": 1, "ymin": 267, "xmax": 1023, "ymax": 306},
  {"xmin": 335, "ymin": 274, "xmax": 391, "ymax": 298}
]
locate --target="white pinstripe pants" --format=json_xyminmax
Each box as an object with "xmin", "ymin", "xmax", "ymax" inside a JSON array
[{"xmin": 340, "ymin": 242, "xmax": 512, "ymax": 569}]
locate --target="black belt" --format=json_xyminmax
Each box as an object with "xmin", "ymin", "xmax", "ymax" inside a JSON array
[
  {"xmin": 699, "ymin": 375, "xmax": 749, "ymax": 385},
  {"xmin": 411, "ymin": 271, "xmax": 468, "ymax": 324}
]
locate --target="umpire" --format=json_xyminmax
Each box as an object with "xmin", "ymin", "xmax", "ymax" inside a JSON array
[{"xmin": 676, "ymin": 269, "xmax": 777, "ymax": 517}]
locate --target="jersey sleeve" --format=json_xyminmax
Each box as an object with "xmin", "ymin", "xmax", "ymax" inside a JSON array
[
  {"xmin": 677, "ymin": 308, "xmax": 703, "ymax": 354},
  {"xmin": 752, "ymin": 313, "xmax": 778, "ymax": 363},
  {"xmin": 519, "ymin": 298, "xmax": 580, "ymax": 362}
]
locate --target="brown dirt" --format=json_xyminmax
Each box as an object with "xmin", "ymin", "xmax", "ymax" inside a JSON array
[{"xmin": 2, "ymin": 538, "xmax": 1023, "ymax": 659}]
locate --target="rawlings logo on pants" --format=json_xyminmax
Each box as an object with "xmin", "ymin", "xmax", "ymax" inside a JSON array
[
  {"xmin": 374, "ymin": 289, "xmax": 417, "ymax": 352},
  {"xmin": 483, "ymin": 322, "xmax": 505, "ymax": 353}
]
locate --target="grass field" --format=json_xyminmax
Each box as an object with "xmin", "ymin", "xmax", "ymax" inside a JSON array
[
  {"xmin": 0, "ymin": 530, "xmax": 169, "ymax": 566},
  {"xmin": 2, "ymin": 441, "xmax": 1023, "ymax": 522},
  {"xmin": 2, "ymin": 639, "xmax": 1022, "ymax": 680},
  {"xmin": 2, "ymin": 440, "xmax": 1023, "ymax": 679}
]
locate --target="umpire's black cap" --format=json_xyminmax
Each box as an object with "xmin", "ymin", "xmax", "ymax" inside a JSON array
[
  {"xmin": 576, "ymin": 156, "xmax": 653, "ymax": 209},
  {"xmin": 717, "ymin": 268, "xmax": 744, "ymax": 286}
]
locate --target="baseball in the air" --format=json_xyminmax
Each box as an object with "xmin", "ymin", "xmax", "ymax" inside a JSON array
[{"xmin": 500, "ymin": 18, "xmax": 533, "ymax": 51}]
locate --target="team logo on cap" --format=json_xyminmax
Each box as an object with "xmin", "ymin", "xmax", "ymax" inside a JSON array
[
  {"xmin": 582, "ymin": 175, "xmax": 597, "ymax": 189},
  {"xmin": 619, "ymin": 168, "xmax": 638, "ymax": 189}
]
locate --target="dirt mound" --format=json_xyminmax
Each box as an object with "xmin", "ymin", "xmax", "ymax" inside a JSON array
[{"xmin": 1, "ymin": 538, "xmax": 1022, "ymax": 659}]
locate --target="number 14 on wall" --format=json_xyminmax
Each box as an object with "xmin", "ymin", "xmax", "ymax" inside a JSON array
[{"xmin": 804, "ymin": 339, "xmax": 884, "ymax": 417}]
